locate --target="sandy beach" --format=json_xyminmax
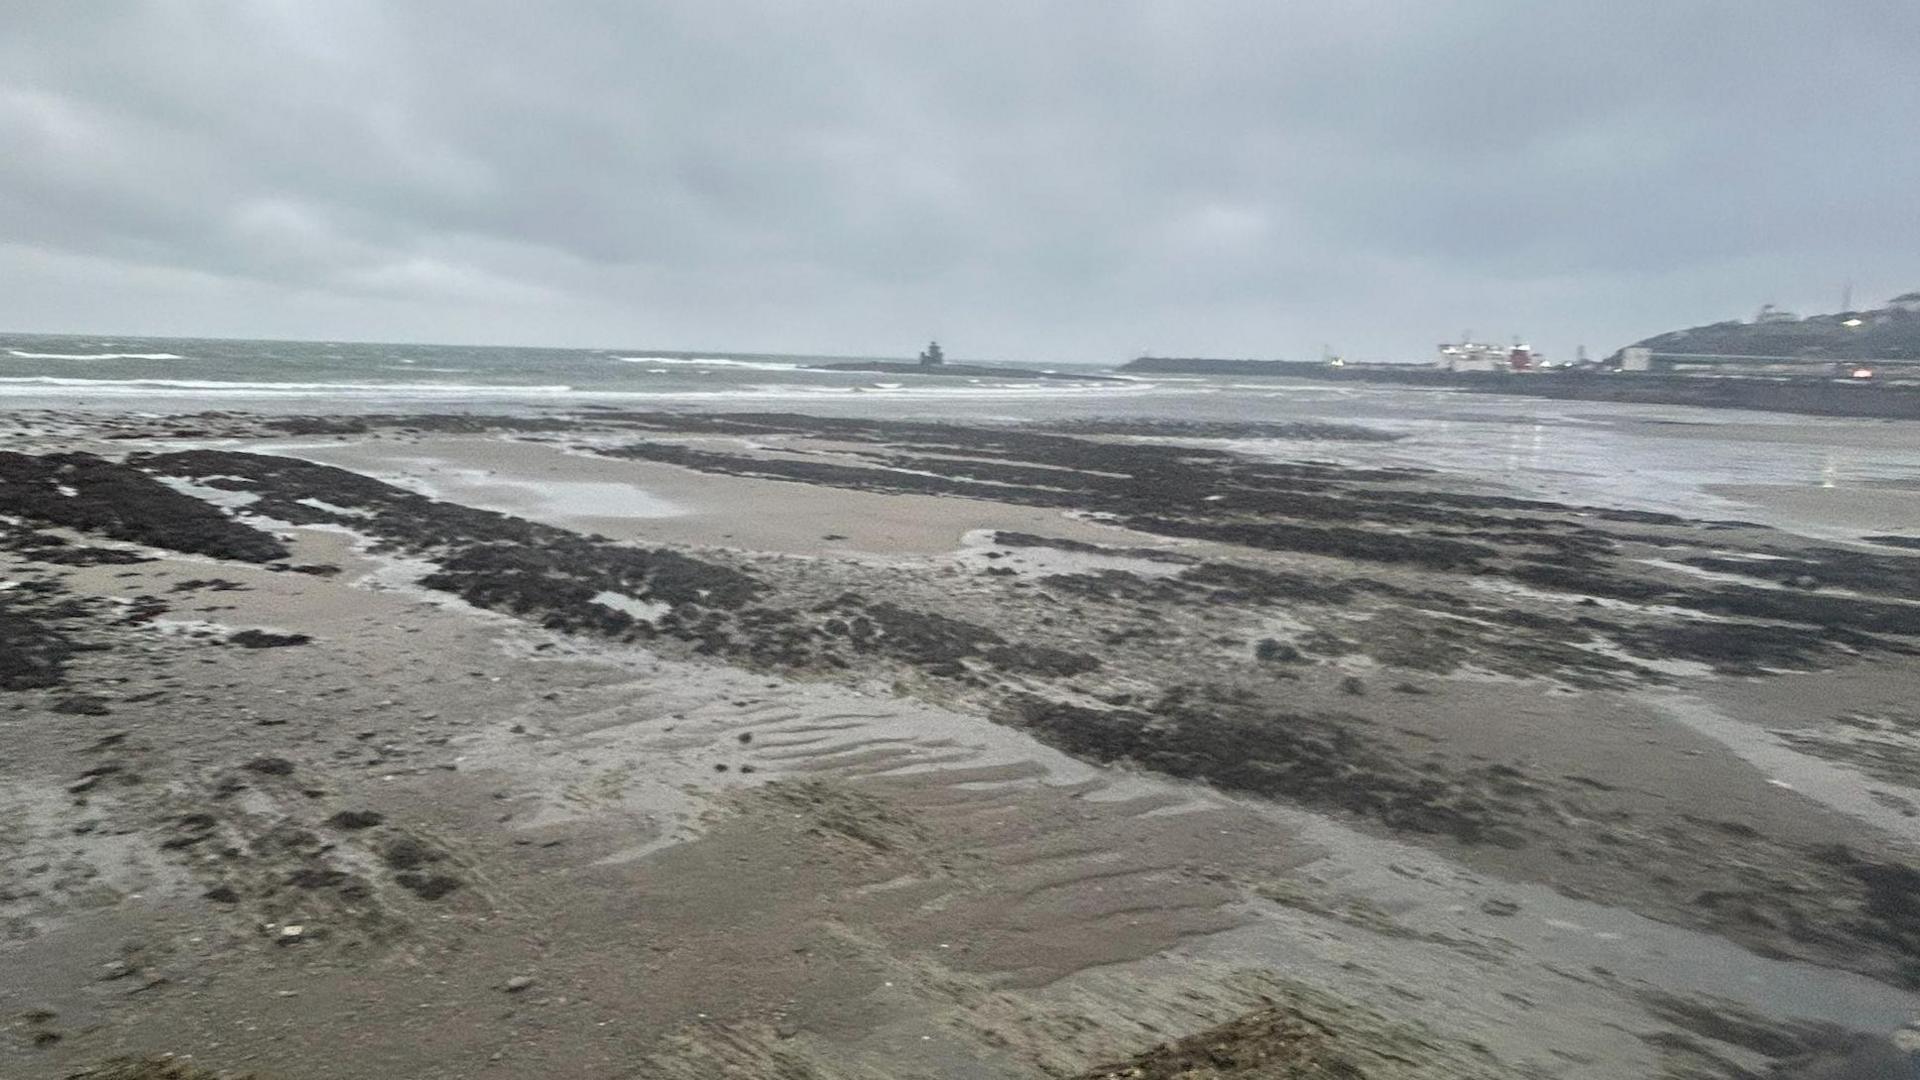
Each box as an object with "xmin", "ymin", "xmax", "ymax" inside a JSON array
[{"xmin": 6, "ymin": 408, "xmax": 1920, "ymax": 1079}]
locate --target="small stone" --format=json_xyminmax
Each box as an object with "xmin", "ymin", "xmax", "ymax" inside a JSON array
[
  {"xmin": 504, "ymin": 975, "xmax": 535, "ymax": 993},
  {"xmin": 229, "ymin": 629, "xmax": 312, "ymax": 649},
  {"xmin": 396, "ymin": 872, "xmax": 462, "ymax": 900},
  {"xmin": 324, "ymin": 809, "xmax": 384, "ymax": 830}
]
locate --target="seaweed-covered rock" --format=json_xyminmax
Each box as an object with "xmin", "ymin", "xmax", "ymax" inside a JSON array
[{"xmin": 0, "ymin": 451, "xmax": 287, "ymax": 561}]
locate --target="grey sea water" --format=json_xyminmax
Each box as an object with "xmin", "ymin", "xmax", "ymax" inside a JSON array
[
  {"xmin": 4, "ymin": 331, "xmax": 1919, "ymax": 531},
  {"xmin": 0, "ymin": 331, "xmax": 1026, "ymax": 401}
]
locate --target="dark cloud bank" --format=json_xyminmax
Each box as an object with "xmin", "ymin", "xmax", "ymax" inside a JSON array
[{"xmin": 2, "ymin": 1, "xmax": 1916, "ymax": 361}]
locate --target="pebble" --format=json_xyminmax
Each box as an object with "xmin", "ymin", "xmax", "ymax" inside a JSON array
[{"xmin": 504, "ymin": 975, "xmax": 536, "ymax": 993}]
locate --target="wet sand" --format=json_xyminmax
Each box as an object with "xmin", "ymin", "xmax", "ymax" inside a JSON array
[
  {"xmin": 1707, "ymin": 482, "xmax": 1920, "ymax": 540},
  {"xmin": 6, "ymin": 408, "xmax": 1920, "ymax": 1079},
  {"xmin": 248, "ymin": 434, "xmax": 1155, "ymax": 558}
]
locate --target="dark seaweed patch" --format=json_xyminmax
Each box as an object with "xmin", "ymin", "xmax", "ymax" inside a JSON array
[{"xmin": 0, "ymin": 451, "xmax": 286, "ymax": 562}]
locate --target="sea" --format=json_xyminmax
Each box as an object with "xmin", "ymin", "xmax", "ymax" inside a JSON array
[{"xmin": 5, "ymin": 330, "xmax": 1920, "ymax": 532}]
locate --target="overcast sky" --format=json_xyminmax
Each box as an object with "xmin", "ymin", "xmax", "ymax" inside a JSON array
[{"xmin": 2, "ymin": 2, "xmax": 1916, "ymax": 361}]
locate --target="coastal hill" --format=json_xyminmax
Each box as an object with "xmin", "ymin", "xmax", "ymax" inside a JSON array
[
  {"xmin": 1612, "ymin": 292, "xmax": 1920, "ymax": 363},
  {"xmin": 1115, "ymin": 291, "xmax": 1920, "ymax": 420}
]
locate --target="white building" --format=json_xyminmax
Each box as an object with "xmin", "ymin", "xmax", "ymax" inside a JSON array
[{"xmin": 1436, "ymin": 341, "xmax": 1509, "ymax": 372}]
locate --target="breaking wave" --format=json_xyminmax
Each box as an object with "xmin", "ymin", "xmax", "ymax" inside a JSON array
[
  {"xmin": 0, "ymin": 376, "xmax": 574, "ymax": 396},
  {"xmin": 615, "ymin": 356, "xmax": 802, "ymax": 372}
]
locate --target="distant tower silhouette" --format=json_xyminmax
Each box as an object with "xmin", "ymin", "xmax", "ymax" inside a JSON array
[{"xmin": 918, "ymin": 340, "xmax": 945, "ymax": 367}]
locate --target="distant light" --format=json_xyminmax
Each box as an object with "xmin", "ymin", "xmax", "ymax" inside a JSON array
[
  {"xmin": 1851, "ymin": 368, "xmax": 1875, "ymax": 379},
  {"xmin": 1843, "ymin": 318, "xmax": 1864, "ymax": 327}
]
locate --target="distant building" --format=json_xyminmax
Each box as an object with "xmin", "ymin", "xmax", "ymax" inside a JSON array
[
  {"xmin": 1436, "ymin": 340, "xmax": 1502, "ymax": 372},
  {"xmin": 918, "ymin": 340, "xmax": 945, "ymax": 367},
  {"xmin": 1889, "ymin": 292, "xmax": 1920, "ymax": 314},
  {"xmin": 1620, "ymin": 347, "xmax": 1653, "ymax": 371},
  {"xmin": 1754, "ymin": 304, "xmax": 1799, "ymax": 324},
  {"xmin": 1437, "ymin": 338, "xmax": 1535, "ymax": 372}
]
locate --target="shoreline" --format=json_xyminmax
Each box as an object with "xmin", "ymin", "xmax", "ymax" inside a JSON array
[
  {"xmin": 6, "ymin": 407, "xmax": 1920, "ymax": 1078},
  {"xmin": 1122, "ymin": 357, "xmax": 1920, "ymax": 420}
]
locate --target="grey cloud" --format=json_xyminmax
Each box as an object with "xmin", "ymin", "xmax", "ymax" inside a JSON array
[{"xmin": 1, "ymin": 0, "xmax": 1916, "ymax": 359}]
